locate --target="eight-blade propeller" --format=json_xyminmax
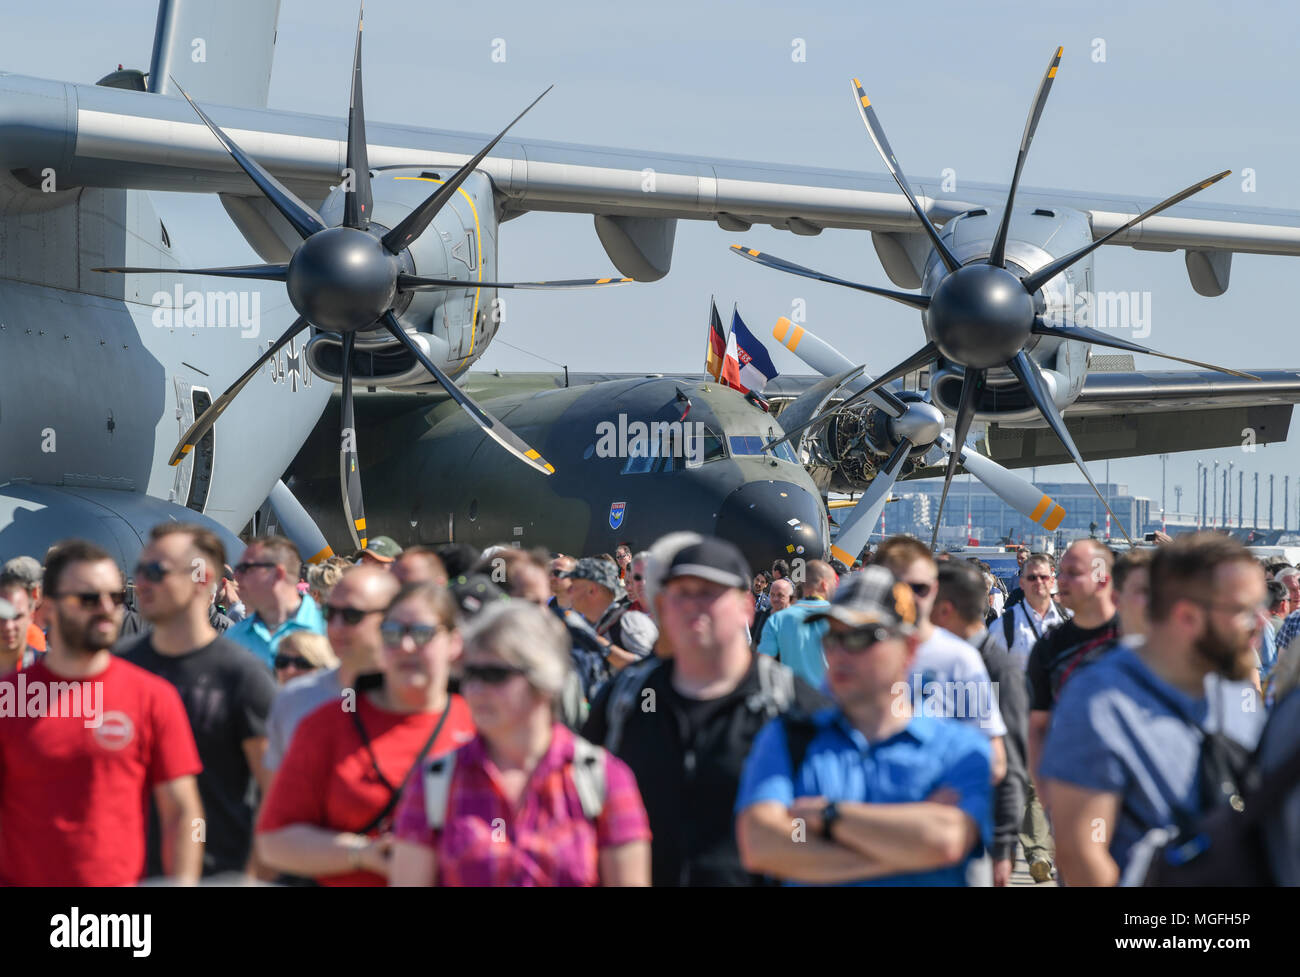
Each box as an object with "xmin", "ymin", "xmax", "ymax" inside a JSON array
[
  {"xmin": 734, "ymin": 47, "xmax": 1253, "ymax": 549},
  {"xmin": 95, "ymin": 7, "xmax": 630, "ymax": 550}
]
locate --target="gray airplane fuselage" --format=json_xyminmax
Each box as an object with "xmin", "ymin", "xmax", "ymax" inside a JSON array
[{"xmin": 286, "ymin": 376, "xmax": 829, "ymax": 573}]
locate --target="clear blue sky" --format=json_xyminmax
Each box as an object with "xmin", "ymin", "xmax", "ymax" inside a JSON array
[{"xmin": 8, "ymin": 0, "xmax": 1300, "ymax": 522}]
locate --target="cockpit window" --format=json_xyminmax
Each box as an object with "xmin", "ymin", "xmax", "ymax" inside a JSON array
[
  {"xmin": 620, "ymin": 424, "xmax": 729, "ymax": 474},
  {"xmin": 728, "ymin": 433, "xmax": 800, "ymax": 465}
]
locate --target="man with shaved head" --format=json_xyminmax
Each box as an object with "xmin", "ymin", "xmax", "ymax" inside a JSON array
[
  {"xmin": 757, "ymin": 560, "xmax": 838, "ymax": 686},
  {"xmin": 264, "ymin": 564, "xmax": 401, "ymax": 775}
]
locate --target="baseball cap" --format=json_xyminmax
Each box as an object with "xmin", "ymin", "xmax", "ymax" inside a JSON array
[
  {"xmin": 561, "ymin": 558, "xmax": 624, "ymax": 598},
  {"xmin": 662, "ymin": 537, "xmax": 751, "ymax": 591},
  {"xmin": 449, "ymin": 574, "xmax": 509, "ymax": 619},
  {"xmin": 360, "ymin": 536, "xmax": 403, "ymax": 564},
  {"xmin": 2, "ymin": 556, "xmax": 42, "ymax": 587},
  {"xmin": 805, "ymin": 565, "xmax": 918, "ymax": 632}
]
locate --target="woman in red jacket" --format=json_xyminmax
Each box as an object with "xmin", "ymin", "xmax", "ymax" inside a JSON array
[{"xmin": 256, "ymin": 582, "xmax": 475, "ymax": 885}]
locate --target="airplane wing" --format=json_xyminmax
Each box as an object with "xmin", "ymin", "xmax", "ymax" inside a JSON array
[{"xmin": 3, "ymin": 75, "xmax": 1300, "ymax": 286}]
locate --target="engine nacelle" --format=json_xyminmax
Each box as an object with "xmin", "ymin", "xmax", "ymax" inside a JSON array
[{"xmin": 304, "ymin": 168, "xmax": 502, "ymax": 387}]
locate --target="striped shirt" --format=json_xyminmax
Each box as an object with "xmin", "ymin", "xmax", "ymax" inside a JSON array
[{"xmin": 392, "ymin": 723, "xmax": 650, "ymax": 886}]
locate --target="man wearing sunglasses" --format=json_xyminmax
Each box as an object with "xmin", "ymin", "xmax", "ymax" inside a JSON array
[
  {"xmin": 736, "ymin": 565, "xmax": 992, "ymax": 885},
  {"xmin": 264, "ymin": 564, "xmax": 400, "ymax": 775},
  {"xmin": 225, "ymin": 536, "xmax": 327, "ymax": 670},
  {"xmin": 548, "ymin": 555, "xmax": 577, "ymax": 611},
  {"xmin": 0, "ymin": 539, "xmax": 203, "ymax": 885},
  {"xmin": 985, "ymin": 554, "xmax": 1067, "ymax": 673},
  {"xmin": 874, "ymin": 538, "xmax": 1007, "ymax": 786}
]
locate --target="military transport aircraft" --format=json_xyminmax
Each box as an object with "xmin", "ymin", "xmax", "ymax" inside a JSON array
[{"xmin": 4, "ymin": 1, "xmax": 1300, "ymax": 569}]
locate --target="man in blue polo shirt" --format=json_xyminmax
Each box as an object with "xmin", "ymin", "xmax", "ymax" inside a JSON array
[
  {"xmin": 225, "ymin": 536, "xmax": 326, "ymax": 669},
  {"xmin": 756, "ymin": 560, "xmax": 838, "ymax": 685},
  {"xmin": 736, "ymin": 566, "xmax": 992, "ymax": 886}
]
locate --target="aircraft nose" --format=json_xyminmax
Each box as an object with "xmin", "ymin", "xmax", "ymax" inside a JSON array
[{"xmin": 715, "ymin": 480, "xmax": 826, "ymax": 575}]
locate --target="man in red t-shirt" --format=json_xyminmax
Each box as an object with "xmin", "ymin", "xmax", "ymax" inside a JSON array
[{"xmin": 0, "ymin": 540, "xmax": 204, "ymax": 885}]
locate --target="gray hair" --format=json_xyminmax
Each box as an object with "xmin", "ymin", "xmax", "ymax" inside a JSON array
[{"xmin": 460, "ymin": 601, "xmax": 571, "ymax": 697}]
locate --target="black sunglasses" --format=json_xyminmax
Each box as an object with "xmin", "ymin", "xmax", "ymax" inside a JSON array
[
  {"xmin": 380, "ymin": 622, "xmax": 443, "ymax": 647},
  {"xmin": 234, "ymin": 561, "xmax": 278, "ymax": 575},
  {"xmin": 822, "ymin": 625, "xmax": 892, "ymax": 653},
  {"xmin": 906, "ymin": 581, "xmax": 933, "ymax": 598},
  {"xmin": 274, "ymin": 654, "xmax": 314, "ymax": 670},
  {"xmin": 134, "ymin": 560, "xmax": 180, "ymax": 584},
  {"xmin": 326, "ymin": 605, "xmax": 384, "ymax": 625},
  {"xmin": 462, "ymin": 663, "xmax": 527, "ymax": 686},
  {"xmin": 57, "ymin": 590, "xmax": 128, "ymax": 610}
]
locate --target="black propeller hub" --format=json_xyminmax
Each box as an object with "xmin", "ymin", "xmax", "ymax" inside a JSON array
[
  {"xmin": 286, "ymin": 227, "xmax": 399, "ymax": 333},
  {"xmin": 926, "ymin": 263, "xmax": 1034, "ymax": 369}
]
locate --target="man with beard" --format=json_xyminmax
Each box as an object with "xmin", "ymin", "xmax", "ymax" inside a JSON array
[
  {"xmin": 1041, "ymin": 533, "xmax": 1268, "ymax": 885},
  {"xmin": 0, "ymin": 540, "xmax": 204, "ymax": 884}
]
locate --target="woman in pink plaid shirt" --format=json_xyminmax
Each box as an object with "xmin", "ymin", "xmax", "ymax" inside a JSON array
[{"xmin": 390, "ymin": 602, "xmax": 651, "ymax": 886}]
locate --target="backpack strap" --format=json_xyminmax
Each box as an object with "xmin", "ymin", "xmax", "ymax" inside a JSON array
[
  {"xmin": 754, "ymin": 653, "xmax": 796, "ymax": 717},
  {"xmin": 422, "ymin": 748, "xmax": 460, "ymax": 831},
  {"xmin": 1002, "ymin": 605, "xmax": 1017, "ymax": 650},
  {"xmin": 571, "ymin": 735, "xmax": 607, "ymax": 820},
  {"xmin": 780, "ymin": 712, "xmax": 819, "ymax": 781},
  {"xmin": 602, "ymin": 657, "xmax": 661, "ymax": 755}
]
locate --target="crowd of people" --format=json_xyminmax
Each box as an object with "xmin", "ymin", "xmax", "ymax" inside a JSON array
[{"xmin": 0, "ymin": 523, "xmax": 1296, "ymax": 886}]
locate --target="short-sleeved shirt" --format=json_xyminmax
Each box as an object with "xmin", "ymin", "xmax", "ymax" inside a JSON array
[
  {"xmin": 1026, "ymin": 614, "xmax": 1120, "ymax": 712},
  {"xmin": 0, "ymin": 657, "xmax": 202, "ymax": 885},
  {"xmin": 1041, "ymin": 646, "xmax": 1266, "ymax": 875},
  {"xmin": 119, "ymin": 634, "xmax": 277, "ymax": 876},
  {"xmin": 984, "ymin": 601, "xmax": 1069, "ymax": 673},
  {"xmin": 735, "ymin": 709, "xmax": 992, "ymax": 885},
  {"xmin": 393, "ymin": 723, "xmax": 651, "ymax": 886},
  {"xmin": 757, "ymin": 598, "xmax": 830, "ymax": 687},
  {"xmin": 264, "ymin": 667, "xmax": 345, "ymax": 772},
  {"xmin": 256, "ymin": 693, "xmax": 475, "ymax": 885},
  {"xmin": 909, "ymin": 627, "xmax": 1007, "ymax": 738},
  {"xmin": 225, "ymin": 595, "xmax": 327, "ymax": 670}
]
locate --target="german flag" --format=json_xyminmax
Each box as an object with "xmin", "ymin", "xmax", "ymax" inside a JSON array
[{"xmin": 704, "ymin": 298, "xmax": 727, "ymax": 381}]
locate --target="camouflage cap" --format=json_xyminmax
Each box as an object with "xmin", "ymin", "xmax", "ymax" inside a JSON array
[{"xmin": 561, "ymin": 557, "xmax": 625, "ymax": 598}]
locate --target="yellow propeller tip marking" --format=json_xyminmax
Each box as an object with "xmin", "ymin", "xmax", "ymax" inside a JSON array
[
  {"xmin": 787, "ymin": 326, "xmax": 805, "ymax": 352},
  {"xmin": 831, "ymin": 544, "xmax": 853, "ymax": 565},
  {"xmin": 1030, "ymin": 495, "xmax": 1054, "ymax": 522},
  {"xmin": 1055, "ymin": 46, "xmax": 1063, "ymax": 57},
  {"xmin": 308, "ymin": 546, "xmax": 335, "ymax": 564},
  {"xmin": 1045, "ymin": 506, "xmax": 1066, "ymax": 531},
  {"xmin": 1047, "ymin": 67, "xmax": 1058, "ymax": 78},
  {"xmin": 354, "ymin": 518, "xmax": 366, "ymax": 531},
  {"xmin": 179, "ymin": 444, "xmax": 193, "ymax": 455},
  {"xmin": 773, "ymin": 317, "xmax": 791, "ymax": 342},
  {"xmin": 747, "ymin": 248, "xmax": 760, "ymax": 256}
]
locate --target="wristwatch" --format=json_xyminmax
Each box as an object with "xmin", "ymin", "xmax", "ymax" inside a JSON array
[{"xmin": 821, "ymin": 801, "xmax": 840, "ymax": 841}]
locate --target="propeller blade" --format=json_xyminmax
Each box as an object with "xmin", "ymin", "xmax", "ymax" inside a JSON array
[
  {"xmin": 931, "ymin": 368, "xmax": 986, "ymax": 550},
  {"xmin": 343, "ymin": 4, "xmax": 373, "ymax": 230},
  {"xmin": 850, "ymin": 78, "xmax": 962, "ymax": 275},
  {"xmin": 380, "ymin": 312, "xmax": 555, "ymax": 476},
  {"xmin": 339, "ymin": 332, "xmax": 368, "ymax": 550},
  {"xmin": 397, "ymin": 273, "xmax": 632, "ymax": 291},
  {"xmin": 382, "ymin": 87, "xmax": 553, "ymax": 254},
  {"xmin": 168, "ymin": 314, "xmax": 311, "ymax": 465},
  {"xmin": 93, "ymin": 263, "xmax": 288, "ymax": 282},
  {"xmin": 989, "ymin": 47, "xmax": 1063, "ymax": 268},
  {"xmin": 172, "ymin": 78, "xmax": 326, "ymax": 241},
  {"xmin": 730, "ymin": 245, "xmax": 930, "ymax": 311},
  {"xmin": 267, "ymin": 480, "xmax": 336, "ymax": 564},
  {"xmin": 1008, "ymin": 350, "xmax": 1133, "ymax": 544},
  {"xmin": 766, "ymin": 341, "xmax": 939, "ymax": 452},
  {"xmin": 1021, "ymin": 170, "xmax": 1232, "ymax": 294},
  {"xmin": 771, "ymin": 318, "xmax": 908, "ymax": 416},
  {"xmin": 956, "ymin": 443, "xmax": 1067, "ymax": 532},
  {"xmin": 1030, "ymin": 320, "xmax": 1257, "ymax": 380},
  {"xmin": 830, "ymin": 439, "xmax": 913, "ymax": 567},
  {"xmin": 770, "ymin": 365, "xmax": 866, "ymax": 447}
]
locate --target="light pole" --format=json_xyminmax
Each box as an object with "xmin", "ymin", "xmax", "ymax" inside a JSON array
[
  {"xmin": 1195, "ymin": 461, "xmax": 1203, "ymax": 528},
  {"xmin": 1237, "ymin": 468, "xmax": 1243, "ymax": 528},
  {"xmin": 1213, "ymin": 461, "xmax": 1219, "ymax": 528},
  {"xmin": 1270, "ymin": 473, "xmax": 1275, "ymax": 530},
  {"xmin": 1255, "ymin": 472, "xmax": 1260, "ymax": 529}
]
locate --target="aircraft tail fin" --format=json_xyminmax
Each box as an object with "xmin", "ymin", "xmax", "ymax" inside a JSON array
[{"xmin": 148, "ymin": 0, "xmax": 282, "ymax": 109}]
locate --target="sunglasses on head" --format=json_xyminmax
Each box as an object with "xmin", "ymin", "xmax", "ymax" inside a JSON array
[
  {"xmin": 326, "ymin": 605, "xmax": 384, "ymax": 625},
  {"xmin": 274, "ymin": 654, "xmax": 314, "ymax": 670},
  {"xmin": 380, "ymin": 622, "xmax": 443, "ymax": 647},
  {"xmin": 462, "ymin": 663, "xmax": 527, "ymax": 686},
  {"xmin": 58, "ymin": 590, "xmax": 128, "ymax": 610},
  {"xmin": 134, "ymin": 561, "xmax": 180, "ymax": 584},
  {"xmin": 822, "ymin": 625, "xmax": 893, "ymax": 653}
]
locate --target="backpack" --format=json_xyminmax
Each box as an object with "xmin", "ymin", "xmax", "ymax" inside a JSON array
[
  {"xmin": 602, "ymin": 653, "xmax": 797, "ymax": 756},
  {"xmin": 421, "ymin": 736, "xmax": 608, "ymax": 829},
  {"xmin": 999, "ymin": 600, "xmax": 1065, "ymax": 650}
]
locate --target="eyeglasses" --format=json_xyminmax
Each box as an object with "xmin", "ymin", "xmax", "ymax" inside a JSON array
[
  {"xmin": 632, "ymin": 574, "xmax": 644, "ymax": 582},
  {"xmin": 551, "ymin": 569, "xmax": 567, "ymax": 578},
  {"xmin": 380, "ymin": 622, "xmax": 443, "ymax": 647},
  {"xmin": 1023, "ymin": 573, "xmax": 1054, "ymax": 583},
  {"xmin": 326, "ymin": 605, "xmax": 385, "ymax": 626},
  {"xmin": 134, "ymin": 561, "xmax": 181, "ymax": 584},
  {"xmin": 905, "ymin": 581, "xmax": 933, "ymax": 598},
  {"xmin": 233, "ymin": 561, "xmax": 278, "ymax": 575},
  {"xmin": 462, "ymin": 663, "xmax": 527, "ymax": 686},
  {"xmin": 56, "ymin": 590, "xmax": 127, "ymax": 610},
  {"xmin": 274, "ymin": 654, "xmax": 314, "ymax": 670},
  {"xmin": 822, "ymin": 626, "xmax": 892, "ymax": 654}
]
